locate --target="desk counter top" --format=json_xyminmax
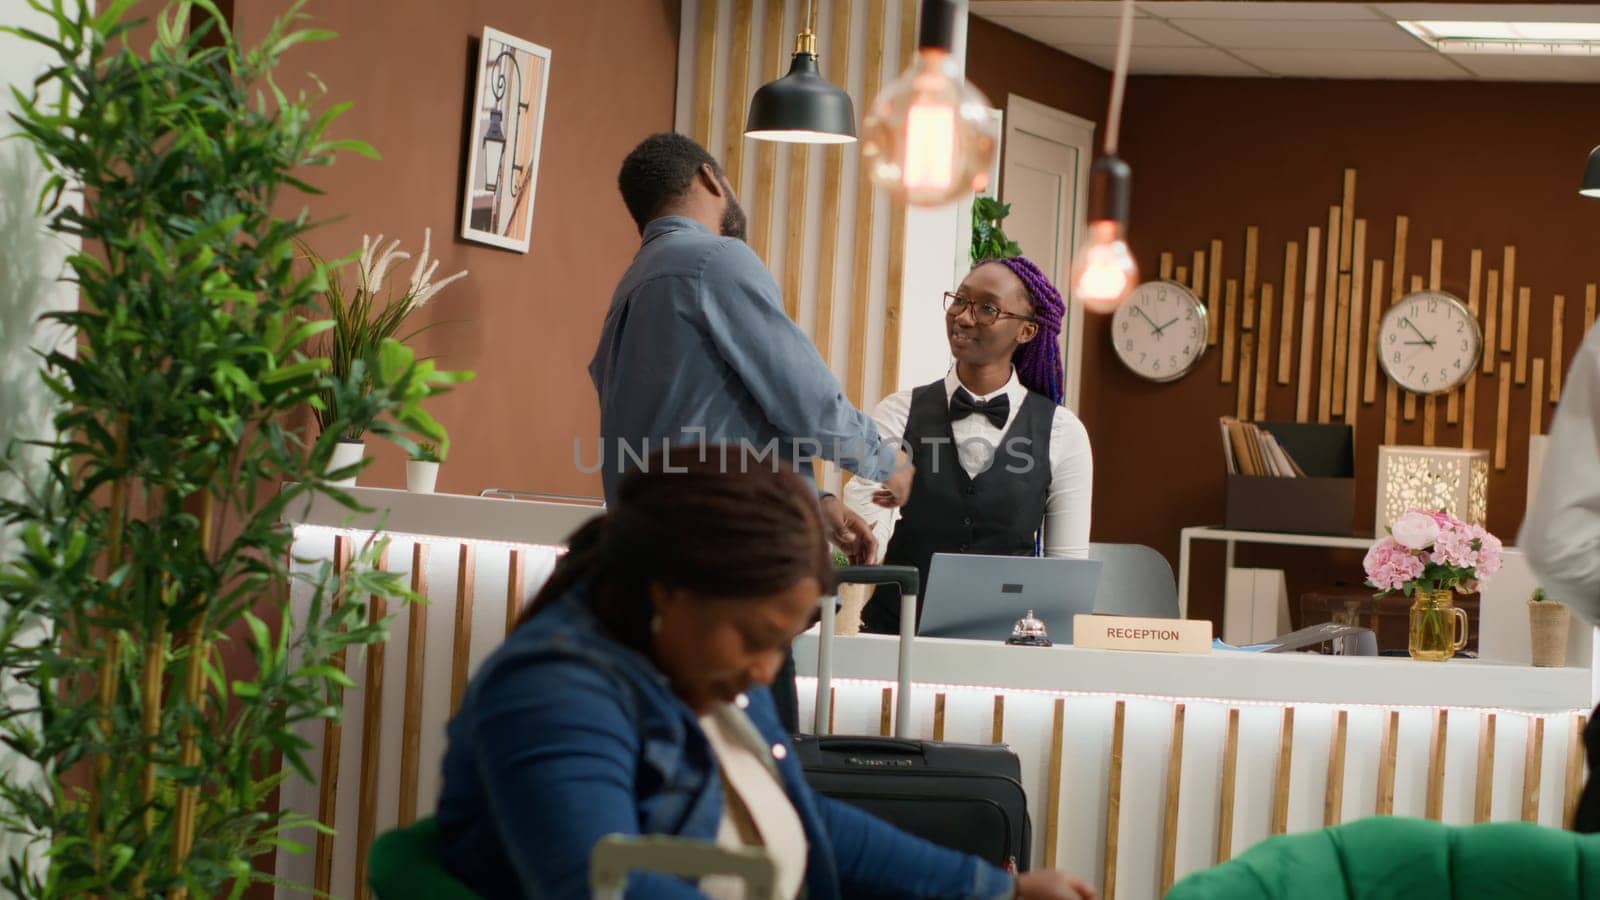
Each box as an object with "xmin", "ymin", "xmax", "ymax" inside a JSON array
[{"xmin": 793, "ymin": 631, "xmax": 1591, "ymax": 713}]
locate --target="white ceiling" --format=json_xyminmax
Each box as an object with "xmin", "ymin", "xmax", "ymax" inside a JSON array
[{"xmin": 970, "ymin": 2, "xmax": 1600, "ymax": 80}]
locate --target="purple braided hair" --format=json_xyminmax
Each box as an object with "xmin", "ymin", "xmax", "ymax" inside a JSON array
[{"xmin": 988, "ymin": 256, "xmax": 1066, "ymax": 405}]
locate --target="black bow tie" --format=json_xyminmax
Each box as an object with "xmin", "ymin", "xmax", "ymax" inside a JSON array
[{"xmin": 950, "ymin": 388, "xmax": 1009, "ymax": 428}]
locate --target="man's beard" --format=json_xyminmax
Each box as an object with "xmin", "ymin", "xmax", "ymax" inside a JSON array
[{"xmin": 719, "ymin": 178, "xmax": 748, "ymax": 241}]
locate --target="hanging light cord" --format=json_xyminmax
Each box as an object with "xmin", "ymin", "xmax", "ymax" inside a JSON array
[{"xmin": 1103, "ymin": 0, "xmax": 1135, "ymax": 155}]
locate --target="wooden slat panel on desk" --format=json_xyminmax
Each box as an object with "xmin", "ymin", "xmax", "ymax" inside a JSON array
[
  {"xmin": 1475, "ymin": 713, "xmax": 1497, "ymax": 823},
  {"xmin": 846, "ymin": 0, "xmax": 889, "ymax": 407},
  {"xmin": 1243, "ymin": 226, "xmax": 1259, "ymax": 330},
  {"xmin": 879, "ymin": 687, "xmax": 893, "ymax": 737},
  {"xmin": 1365, "ymin": 260, "xmax": 1385, "ymax": 404},
  {"xmin": 1434, "ymin": 712, "xmax": 1473, "ymax": 830},
  {"xmin": 1566, "ymin": 715, "xmax": 1588, "ymax": 829},
  {"xmin": 1377, "ymin": 709, "xmax": 1400, "ymax": 815},
  {"xmin": 450, "ymin": 544, "xmax": 475, "ymax": 715},
  {"xmin": 1045, "ymin": 698, "xmax": 1067, "ymax": 869},
  {"xmin": 1103, "ymin": 701, "xmax": 1127, "ymax": 900},
  {"xmin": 691, "ymin": 0, "xmax": 718, "ymax": 148},
  {"xmin": 1501, "ymin": 246, "xmax": 1517, "ymax": 354},
  {"xmin": 1160, "ymin": 704, "xmax": 1187, "ymax": 895},
  {"xmin": 354, "ymin": 544, "xmax": 392, "ymax": 900},
  {"xmin": 1344, "ymin": 221, "xmax": 1367, "ymax": 424},
  {"xmin": 1208, "ymin": 240, "xmax": 1223, "ymax": 347},
  {"xmin": 748, "ymin": 0, "xmax": 787, "ymax": 264},
  {"xmin": 993, "ymin": 695, "xmax": 1005, "ymax": 743},
  {"xmin": 1255, "ymin": 284, "xmax": 1275, "ymax": 420},
  {"xmin": 397, "ymin": 542, "xmax": 430, "ymax": 827},
  {"xmin": 505, "ymin": 548, "xmax": 524, "ymax": 637},
  {"xmin": 1271, "ymin": 707, "xmax": 1295, "ymax": 835},
  {"xmin": 933, "ymin": 693, "xmax": 947, "ymax": 741},
  {"xmin": 1318, "ymin": 207, "xmax": 1341, "ymax": 423},
  {"xmin": 1525, "ymin": 716, "xmax": 1546, "ymax": 823},
  {"xmin": 314, "ymin": 536, "xmax": 353, "ymax": 896},
  {"xmin": 721, "ymin": 0, "xmax": 754, "ymax": 193},
  {"xmin": 1324, "ymin": 709, "xmax": 1349, "ymax": 826},
  {"xmin": 1297, "ymin": 228, "xmax": 1322, "ymax": 421},
  {"xmin": 1279, "ymin": 242, "xmax": 1300, "ymax": 385},
  {"xmin": 1218, "ymin": 708, "xmax": 1241, "ymax": 861},
  {"xmin": 810, "ymin": 0, "xmax": 850, "ymax": 363},
  {"xmin": 878, "ymin": 0, "xmax": 915, "ymax": 396}
]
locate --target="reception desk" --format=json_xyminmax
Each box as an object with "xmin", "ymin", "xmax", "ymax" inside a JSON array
[
  {"xmin": 793, "ymin": 632, "xmax": 1591, "ymax": 899},
  {"xmin": 275, "ymin": 487, "xmax": 1593, "ymax": 900}
]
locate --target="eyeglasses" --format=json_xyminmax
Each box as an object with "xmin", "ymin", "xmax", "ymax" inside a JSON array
[{"xmin": 942, "ymin": 292, "xmax": 1036, "ymax": 327}]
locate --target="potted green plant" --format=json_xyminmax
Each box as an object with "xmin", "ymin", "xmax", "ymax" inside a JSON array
[
  {"xmin": 1529, "ymin": 587, "xmax": 1570, "ymax": 668},
  {"xmin": 971, "ymin": 195, "xmax": 1023, "ymax": 265},
  {"xmin": 407, "ymin": 441, "xmax": 443, "ymax": 494},
  {"xmin": 0, "ymin": 3, "xmax": 470, "ymax": 896},
  {"xmin": 309, "ymin": 227, "xmax": 467, "ymax": 486}
]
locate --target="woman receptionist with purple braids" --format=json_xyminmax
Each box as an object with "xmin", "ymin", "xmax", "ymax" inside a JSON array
[{"xmin": 844, "ymin": 256, "xmax": 1094, "ymax": 635}]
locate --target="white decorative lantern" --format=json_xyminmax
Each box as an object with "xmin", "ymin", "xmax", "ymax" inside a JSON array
[{"xmin": 1375, "ymin": 445, "xmax": 1489, "ymax": 534}]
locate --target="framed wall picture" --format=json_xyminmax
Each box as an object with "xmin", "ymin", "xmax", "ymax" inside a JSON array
[{"xmin": 461, "ymin": 27, "xmax": 551, "ymax": 253}]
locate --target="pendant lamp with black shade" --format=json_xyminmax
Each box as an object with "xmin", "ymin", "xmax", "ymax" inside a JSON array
[
  {"xmin": 745, "ymin": 0, "xmax": 856, "ymax": 144},
  {"xmin": 1582, "ymin": 145, "xmax": 1600, "ymax": 198}
]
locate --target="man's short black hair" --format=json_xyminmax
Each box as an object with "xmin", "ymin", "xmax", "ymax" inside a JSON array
[{"xmin": 617, "ymin": 132, "xmax": 722, "ymax": 234}]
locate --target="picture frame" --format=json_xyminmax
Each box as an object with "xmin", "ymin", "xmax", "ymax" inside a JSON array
[{"xmin": 460, "ymin": 27, "xmax": 551, "ymax": 253}]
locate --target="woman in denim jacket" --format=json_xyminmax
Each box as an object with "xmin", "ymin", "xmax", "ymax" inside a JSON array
[{"xmin": 436, "ymin": 449, "xmax": 1095, "ymax": 900}]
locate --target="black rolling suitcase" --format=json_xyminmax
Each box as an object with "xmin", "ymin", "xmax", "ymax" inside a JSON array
[{"xmin": 794, "ymin": 565, "xmax": 1032, "ymax": 872}]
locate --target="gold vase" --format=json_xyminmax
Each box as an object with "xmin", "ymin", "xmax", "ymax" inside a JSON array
[{"xmin": 1409, "ymin": 588, "xmax": 1469, "ymax": 661}]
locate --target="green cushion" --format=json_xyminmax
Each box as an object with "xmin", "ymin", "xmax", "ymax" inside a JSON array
[
  {"xmin": 1167, "ymin": 817, "xmax": 1600, "ymax": 900},
  {"xmin": 366, "ymin": 817, "xmax": 481, "ymax": 900}
]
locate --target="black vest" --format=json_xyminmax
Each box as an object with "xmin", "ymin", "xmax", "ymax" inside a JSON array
[{"xmin": 860, "ymin": 380, "xmax": 1055, "ymax": 635}]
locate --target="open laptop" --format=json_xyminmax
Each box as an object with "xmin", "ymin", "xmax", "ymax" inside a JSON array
[{"xmin": 917, "ymin": 553, "xmax": 1104, "ymax": 643}]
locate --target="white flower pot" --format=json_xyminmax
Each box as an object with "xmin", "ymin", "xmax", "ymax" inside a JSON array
[
  {"xmin": 328, "ymin": 440, "xmax": 365, "ymax": 487},
  {"xmin": 406, "ymin": 459, "xmax": 440, "ymax": 494}
]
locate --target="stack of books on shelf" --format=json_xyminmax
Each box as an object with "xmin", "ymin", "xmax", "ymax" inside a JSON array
[{"xmin": 1219, "ymin": 417, "xmax": 1306, "ymax": 478}]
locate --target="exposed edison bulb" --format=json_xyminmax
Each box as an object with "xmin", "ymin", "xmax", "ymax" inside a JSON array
[
  {"xmin": 860, "ymin": 48, "xmax": 996, "ymax": 207},
  {"xmin": 1071, "ymin": 220, "xmax": 1138, "ymax": 313}
]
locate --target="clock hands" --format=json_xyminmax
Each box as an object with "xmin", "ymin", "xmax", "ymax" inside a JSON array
[
  {"xmin": 1401, "ymin": 317, "xmax": 1436, "ymax": 349},
  {"xmin": 1154, "ymin": 317, "xmax": 1179, "ymax": 336},
  {"xmin": 1133, "ymin": 306, "xmax": 1162, "ymax": 335}
]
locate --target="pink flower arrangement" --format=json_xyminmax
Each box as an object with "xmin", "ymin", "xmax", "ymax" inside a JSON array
[{"xmin": 1364, "ymin": 509, "xmax": 1502, "ymax": 596}]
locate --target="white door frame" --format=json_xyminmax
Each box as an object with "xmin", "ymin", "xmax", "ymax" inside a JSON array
[{"xmin": 1001, "ymin": 93, "xmax": 1096, "ymax": 413}]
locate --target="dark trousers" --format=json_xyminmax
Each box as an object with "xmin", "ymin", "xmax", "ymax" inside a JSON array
[{"xmin": 773, "ymin": 646, "xmax": 800, "ymax": 733}]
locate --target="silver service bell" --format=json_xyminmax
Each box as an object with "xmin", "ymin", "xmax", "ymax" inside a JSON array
[{"xmin": 1006, "ymin": 609, "xmax": 1052, "ymax": 647}]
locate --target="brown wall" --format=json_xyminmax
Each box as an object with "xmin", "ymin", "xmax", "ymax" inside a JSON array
[
  {"xmin": 965, "ymin": 15, "xmax": 1110, "ymax": 142},
  {"xmin": 234, "ymin": 0, "xmax": 681, "ymax": 500},
  {"xmin": 969, "ymin": 23, "xmax": 1600, "ymax": 623}
]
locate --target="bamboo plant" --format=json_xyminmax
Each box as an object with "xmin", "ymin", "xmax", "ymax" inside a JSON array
[{"xmin": 0, "ymin": 2, "xmax": 470, "ymax": 896}]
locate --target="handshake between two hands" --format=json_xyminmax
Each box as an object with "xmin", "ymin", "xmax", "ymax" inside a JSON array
[{"xmin": 819, "ymin": 450, "xmax": 916, "ymax": 566}]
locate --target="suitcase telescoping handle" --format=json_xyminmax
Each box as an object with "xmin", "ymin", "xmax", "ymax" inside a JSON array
[{"xmin": 815, "ymin": 565, "xmax": 919, "ymax": 738}]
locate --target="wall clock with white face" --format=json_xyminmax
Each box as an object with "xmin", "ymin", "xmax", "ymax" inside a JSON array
[
  {"xmin": 1378, "ymin": 290, "xmax": 1482, "ymax": 395},
  {"xmin": 1109, "ymin": 280, "xmax": 1208, "ymax": 382}
]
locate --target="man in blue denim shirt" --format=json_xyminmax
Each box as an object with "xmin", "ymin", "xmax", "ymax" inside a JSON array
[{"xmin": 587, "ymin": 133, "xmax": 913, "ymax": 556}]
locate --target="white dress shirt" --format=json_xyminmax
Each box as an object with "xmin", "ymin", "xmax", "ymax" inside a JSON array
[
  {"xmin": 1520, "ymin": 321, "xmax": 1600, "ymax": 622},
  {"xmin": 843, "ymin": 367, "xmax": 1093, "ymax": 561}
]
